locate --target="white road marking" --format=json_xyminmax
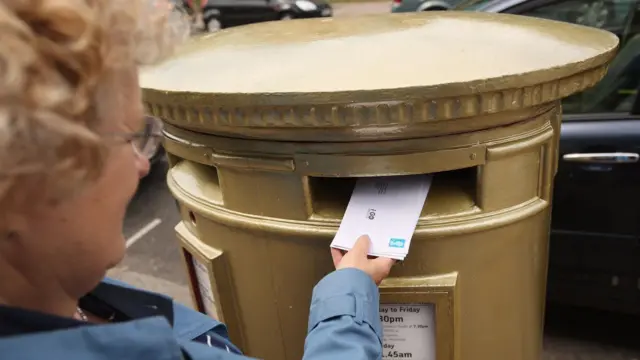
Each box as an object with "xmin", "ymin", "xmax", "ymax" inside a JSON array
[{"xmin": 125, "ymin": 218, "xmax": 162, "ymax": 248}]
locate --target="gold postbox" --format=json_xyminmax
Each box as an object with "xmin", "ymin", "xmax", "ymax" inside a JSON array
[{"xmin": 140, "ymin": 12, "xmax": 617, "ymax": 360}]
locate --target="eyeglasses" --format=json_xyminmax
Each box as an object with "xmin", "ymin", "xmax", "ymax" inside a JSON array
[{"xmin": 107, "ymin": 116, "xmax": 164, "ymax": 159}]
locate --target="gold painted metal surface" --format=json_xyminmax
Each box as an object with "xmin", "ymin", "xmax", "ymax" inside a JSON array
[
  {"xmin": 142, "ymin": 11, "xmax": 618, "ymax": 360},
  {"xmin": 176, "ymin": 221, "xmax": 246, "ymax": 348},
  {"xmin": 140, "ymin": 12, "xmax": 617, "ymax": 141}
]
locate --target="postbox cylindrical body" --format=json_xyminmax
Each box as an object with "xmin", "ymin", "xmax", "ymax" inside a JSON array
[{"xmin": 140, "ymin": 12, "xmax": 618, "ymax": 360}]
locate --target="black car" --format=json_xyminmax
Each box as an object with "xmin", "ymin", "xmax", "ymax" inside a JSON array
[
  {"xmin": 447, "ymin": 0, "xmax": 640, "ymax": 315},
  {"xmin": 275, "ymin": 0, "xmax": 334, "ymax": 20},
  {"xmin": 178, "ymin": 0, "xmax": 332, "ymax": 32}
]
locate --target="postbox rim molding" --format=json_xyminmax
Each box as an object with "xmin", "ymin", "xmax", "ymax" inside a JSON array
[
  {"xmin": 142, "ymin": 64, "xmax": 611, "ymax": 132},
  {"xmin": 154, "ymin": 102, "xmax": 554, "ymax": 143},
  {"xmin": 140, "ymin": 11, "xmax": 618, "ymax": 134},
  {"xmin": 169, "ymin": 168, "xmax": 549, "ymax": 238},
  {"xmin": 160, "ymin": 110, "xmax": 555, "ymax": 169},
  {"xmin": 163, "ymin": 124, "xmax": 552, "ymax": 181}
]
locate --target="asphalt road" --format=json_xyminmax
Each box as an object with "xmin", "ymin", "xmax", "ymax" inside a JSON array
[{"xmin": 108, "ymin": 157, "xmax": 191, "ymax": 306}]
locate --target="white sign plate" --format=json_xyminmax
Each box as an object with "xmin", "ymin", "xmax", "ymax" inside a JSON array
[
  {"xmin": 191, "ymin": 256, "xmax": 219, "ymax": 319},
  {"xmin": 380, "ymin": 304, "xmax": 436, "ymax": 360}
]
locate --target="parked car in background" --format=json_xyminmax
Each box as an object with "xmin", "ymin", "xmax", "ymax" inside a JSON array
[
  {"xmin": 275, "ymin": 0, "xmax": 334, "ymax": 19},
  {"xmin": 393, "ymin": 0, "xmax": 640, "ymax": 315},
  {"xmin": 391, "ymin": 0, "xmax": 460, "ymax": 12},
  {"xmin": 392, "ymin": 0, "xmax": 624, "ymax": 26},
  {"xmin": 177, "ymin": 0, "xmax": 332, "ymax": 32}
]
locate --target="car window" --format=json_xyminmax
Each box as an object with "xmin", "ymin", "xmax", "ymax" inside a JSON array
[
  {"xmin": 457, "ymin": 0, "xmax": 494, "ymax": 10},
  {"xmin": 517, "ymin": 0, "xmax": 640, "ymax": 115},
  {"xmin": 522, "ymin": 0, "xmax": 632, "ymax": 28}
]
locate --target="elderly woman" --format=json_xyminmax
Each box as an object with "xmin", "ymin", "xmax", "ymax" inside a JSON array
[{"xmin": 0, "ymin": 1, "xmax": 395, "ymax": 359}]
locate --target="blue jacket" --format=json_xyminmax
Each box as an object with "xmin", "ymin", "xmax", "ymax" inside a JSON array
[{"xmin": 0, "ymin": 268, "xmax": 382, "ymax": 360}]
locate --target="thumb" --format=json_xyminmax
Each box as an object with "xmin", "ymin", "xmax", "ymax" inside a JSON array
[{"xmin": 350, "ymin": 235, "xmax": 372, "ymax": 256}]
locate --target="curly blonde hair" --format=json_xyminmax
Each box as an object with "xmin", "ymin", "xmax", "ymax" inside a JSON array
[{"xmin": 0, "ymin": 0, "xmax": 189, "ymax": 208}]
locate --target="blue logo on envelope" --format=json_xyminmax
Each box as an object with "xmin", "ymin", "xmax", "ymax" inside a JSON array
[{"xmin": 389, "ymin": 238, "xmax": 406, "ymax": 248}]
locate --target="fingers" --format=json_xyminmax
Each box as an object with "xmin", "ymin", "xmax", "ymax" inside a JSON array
[
  {"xmin": 370, "ymin": 257, "xmax": 396, "ymax": 281},
  {"xmin": 330, "ymin": 247, "xmax": 344, "ymax": 268},
  {"xmin": 331, "ymin": 235, "xmax": 396, "ymax": 284},
  {"xmin": 371, "ymin": 256, "xmax": 396, "ymax": 270},
  {"xmin": 350, "ymin": 235, "xmax": 372, "ymax": 256}
]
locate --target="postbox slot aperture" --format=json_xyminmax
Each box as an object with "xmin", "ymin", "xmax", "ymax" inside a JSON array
[
  {"xmin": 170, "ymin": 159, "xmax": 223, "ymax": 205},
  {"xmin": 308, "ymin": 166, "xmax": 478, "ymax": 220}
]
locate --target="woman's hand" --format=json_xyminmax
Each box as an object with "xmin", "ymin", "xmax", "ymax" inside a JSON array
[{"xmin": 330, "ymin": 235, "xmax": 396, "ymax": 285}]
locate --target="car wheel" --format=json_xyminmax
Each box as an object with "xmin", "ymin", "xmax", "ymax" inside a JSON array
[
  {"xmin": 421, "ymin": 6, "xmax": 448, "ymax": 11},
  {"xmin": 280, "ymin": 13, "xmax": 294, "ymax": 20},
  {"xmin": 206, "ymin": 17, "xmax": 222, "ymax": 32}
]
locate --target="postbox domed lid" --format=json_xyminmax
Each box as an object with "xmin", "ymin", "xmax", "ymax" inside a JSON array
[{"xmin": 141, "ymin": 12, "xmax": 618, "ymax": 141}]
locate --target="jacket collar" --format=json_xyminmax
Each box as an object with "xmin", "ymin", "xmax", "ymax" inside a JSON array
[{"xmin": 0, "ymin": 280, "xmax": 174, "ymax": 337}]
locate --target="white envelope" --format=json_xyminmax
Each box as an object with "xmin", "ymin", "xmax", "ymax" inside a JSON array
[{"xmin": 330, "ymin": 175, "xmax": 433, "ymax": 260}]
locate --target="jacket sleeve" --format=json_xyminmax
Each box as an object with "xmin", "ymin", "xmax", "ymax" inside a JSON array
[{"xmin": 302, "ymin": 268, "xmax": 383, "ymax": 360}]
